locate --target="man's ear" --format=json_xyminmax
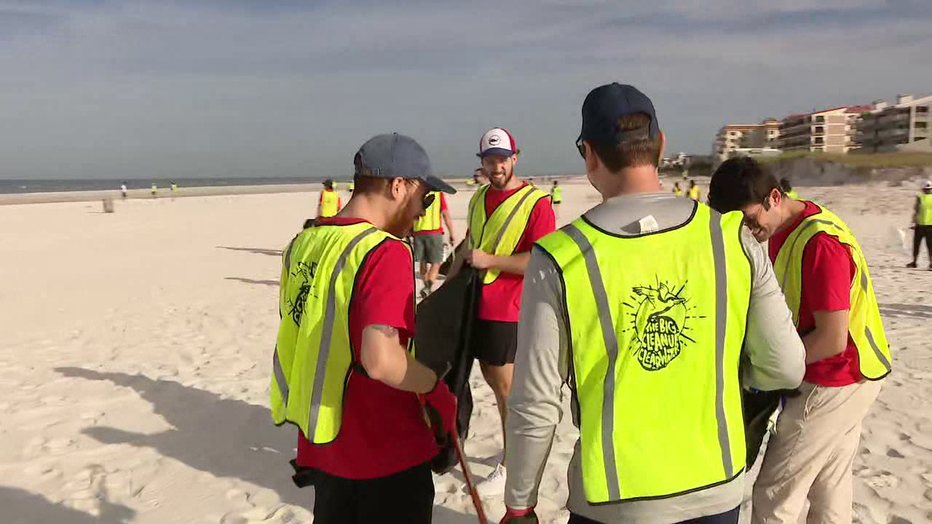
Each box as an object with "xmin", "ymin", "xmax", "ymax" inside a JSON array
[
  {"xmin": 511, "ymin": 153, "xmax": 519, "ymax": 166},
  {"xmin": 584, "ymin": 141, "xmax": 600, "ymax": 173},
  {"xmin": 657, "ymin": 131, "xmax": 667, "ymax": 167}
]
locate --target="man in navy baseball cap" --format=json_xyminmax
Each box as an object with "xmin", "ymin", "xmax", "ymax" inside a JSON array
[{"xmin": 275, "ymin": 132, "xmax": 458, "ymax": 523}]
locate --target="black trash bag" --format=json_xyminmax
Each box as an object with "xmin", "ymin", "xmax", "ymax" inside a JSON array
[
  {"xmin": 414, "ymin": 266, "xmax": 479, "ymax": 474},
  {"xmin": 743, "ymin": 388, "xmax": 801, "ymax": 469},
  {"xmin": 439, "ymin": 239, "xmax": 466, "ymax": 277}
]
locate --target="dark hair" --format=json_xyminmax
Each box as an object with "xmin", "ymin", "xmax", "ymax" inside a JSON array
[
  {"xmin": 589, "ymin": 113, "xmax": 662, "ymax": 172},
  {"xmin": 352, "ymin": 175, "xmax": 389, "ymax": 195},
  {"xmin": 323, "ymin": 179, "xmax": 334, "ymax": 190},
  {"xmin": 708, "ymin": 157, "xmax": 779, "ymax": 213},
  {"xmin": 779, "ymin": 177, "xmax": 793, "ymax": 192}
]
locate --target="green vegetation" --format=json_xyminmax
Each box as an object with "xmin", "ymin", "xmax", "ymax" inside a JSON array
[{"xmin": 758, "ymin": 151, "xmax": 932, "ymax": 168}]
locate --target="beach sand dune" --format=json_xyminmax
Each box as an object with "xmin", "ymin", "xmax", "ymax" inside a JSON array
[{"xmin": 0, "ymin": 180, "xmax": 929, "ymax": 523}]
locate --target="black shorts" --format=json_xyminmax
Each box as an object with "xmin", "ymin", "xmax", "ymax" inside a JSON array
[
  {"xmin": 311, "ymin": 462, "xmax": 434, "ymax": 524},
  {"xmin": 471, "ymin": 319, "xmax": 518, "ymax": 366}
]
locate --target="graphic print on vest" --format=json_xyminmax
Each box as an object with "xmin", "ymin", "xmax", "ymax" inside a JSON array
[
  {"xmin": 624, "ymin": 280, "xmax": 701, "ymax": 371},
  {"xmin": 286, "ymin": 261, "xmax": 318, "ymax": 326}
]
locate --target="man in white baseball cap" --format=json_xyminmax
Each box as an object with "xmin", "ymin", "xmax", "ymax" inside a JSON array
[{"xmin": 450, "ymin": 127, "xmax": 555, "ymax": 496}]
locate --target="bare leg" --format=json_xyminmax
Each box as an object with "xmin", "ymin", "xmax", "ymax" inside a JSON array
[{"xmin": 479, "ymin": 361, "xmax": 514, "ymax": 463}]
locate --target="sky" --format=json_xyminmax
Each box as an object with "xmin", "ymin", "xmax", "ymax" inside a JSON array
[{"xmin": 0, "ymin": 0, "xmax": 930, "ymax": 179}]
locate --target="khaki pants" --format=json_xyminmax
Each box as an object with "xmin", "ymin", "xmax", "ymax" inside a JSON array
[{"xmin": 751, "ymin": 380, "xmax": 883, "ymax": 524}]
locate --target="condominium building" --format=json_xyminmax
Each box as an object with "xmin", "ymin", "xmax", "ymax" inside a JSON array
[
  {"xmin": 778, "ymin": 106, "xmax": 870, "ymax": 153},
  {"xmin": 857, "ymin": 94, "xmax": 932, "ymax": 153},
  {"xmin": 712, "ymin": 118, "xmax": 780, "ymax": 165}
]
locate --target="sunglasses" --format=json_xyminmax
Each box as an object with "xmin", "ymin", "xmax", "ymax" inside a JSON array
[
  {"xmin": 422, "ymin": 192, "xmax": 435, "ymax": 211},
  {"xmin": 575, "ymin": 137, "xmax": 586, "ymax": 159}
]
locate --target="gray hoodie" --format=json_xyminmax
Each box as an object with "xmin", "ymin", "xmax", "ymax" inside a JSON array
[{"xmin": 504, "ymin": 192, "xmax": 806, "ymax": 523}]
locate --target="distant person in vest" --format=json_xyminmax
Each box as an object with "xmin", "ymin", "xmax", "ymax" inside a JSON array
[
  {"xmin": 780, "ymin": 177, "xmax": 799, "ymax": 200},
  {"xmin": 413, "ymin": 188, "xmax": 456, "ymax": 298},
  {"xmin": 688, "ymin": 180, "xmax": 700, "ymax": 201},
  {"xmin": 501, "ymin": 83, "xmax": 805, "ymax": 524},
  {"xmin": 551, "ymin": 180, "xmax": 563, "ymax": 217},
  {"xmin": 907, "ymin": 180, "xmax": 932, "ymax": 270},
  {"xmin": 708, "ymin": 157, "xmax": 892, "ymax": 524},
  {"xmin": 317, "ymin": 179, "xmax": 342, "ymax": 218},
  {"xmin": 673, "ymin": 181, "xmax": 683, "ymax": 196},
  {"xmin": 449, "ymin": 127, "xmax": 555, "ymax": 497},
  {"xmin": 270, "ymin": 133, "xmax": 458, "ymax": 524}
]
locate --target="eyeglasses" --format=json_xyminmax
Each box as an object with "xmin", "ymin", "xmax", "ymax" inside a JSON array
[{"xmin": 575, "ymin": 137, "xmax": 586, "ymax": 159}]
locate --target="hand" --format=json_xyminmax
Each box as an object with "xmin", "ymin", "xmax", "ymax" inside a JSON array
[
  {"xmin": 419, "ymin": 378, "xmax": 457, "ymax": 444},
  {"xmin": 500, "ymin": 507, "xmax": 538, "ymax": 523},
  {"xmin": 448, "ymin": 234, "xmax": 456, "ymax": 247},
  {"xmin": 466, "ymin": 249, "xmax": 496, "ymax": 270}
]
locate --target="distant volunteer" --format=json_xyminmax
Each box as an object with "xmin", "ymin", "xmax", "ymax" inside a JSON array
[
  {"xmin": 551, "ymin": 180, "xmax": 563, "ymax": 217},
  {"xmin": 501, "ymin": 83, "xmax": 805, "ymax": 524},
  {"xmin": 708, "ymin": 157, "xmax": 892, "ymax": 524},
  {"xmin": 450, "ymin": 127, "xmax": 555, "ymax": 496},
  {"xmin": 907, "ymin": 180, "xmax": 932, "ymax": 270},
  {"xmin": 413, "ymin": 189, "xmax": 456, "ymax": 298},
  {"xmin": 270, "ymin": 133, "xmax": 457, "ymax": 524},
  {"xmin": 673, "ymin": 182, "xmax": 683, "ymax": 196},
  {"xmin": 688, "ymin": 180, "xmax": 700, "ymax": 201},
  {"xmin": 317, "ymin": 179, "xmax": 342, "ymax": 218}
]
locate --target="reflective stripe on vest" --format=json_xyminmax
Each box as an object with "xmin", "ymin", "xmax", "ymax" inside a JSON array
[
  {"xmin": 413, "ymin": 191, "xmax": 443, "ymax": 232},
  {"xmin": 772, "ymin": 204, "xmax": 892, "ymax": 380},
  {"xmin": 319, "ymin": 190, "xmax": 340, "ymax": 218},
  {"xmin": 918, "ymin": 193, "xmax": 932, "ymax": 226},
  {"xmin": 468, "ymin": 184, "xmax": 549, "ymax": 285},
  {"xmin": 270, "ymin": 223, "xmax": 399, "ymax": 443},
  {"xmin": 551, "ymin": 186, "xmax": 562, "ymax": 203},
  {"xmin": 535, "ymin": 204, "xmax": 750, "ymax": 503}
]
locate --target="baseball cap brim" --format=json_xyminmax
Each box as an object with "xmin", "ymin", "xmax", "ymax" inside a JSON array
[
  {"xmin": 478, "ymin": 147, "xmax": 515, "ymax": 158},
  {"xmin": 423, "ymin": 174, "xmax": 456, "ymax": 194}
]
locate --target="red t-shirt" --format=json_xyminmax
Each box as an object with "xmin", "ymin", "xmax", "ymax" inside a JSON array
[
  {"xmin": 295, "ymin": 217, "xmax": 438, "ymax": 479},
  {"xmin": 474, "ymin": 183, "xmax": 556, "ymax": 322},
  {"xmin": 768, "ymin": 200, "xmax": 862, "ymax": 387},
  {"xmin": 413, "ymin": 193, "xmax": 449, "ymax": 236}
]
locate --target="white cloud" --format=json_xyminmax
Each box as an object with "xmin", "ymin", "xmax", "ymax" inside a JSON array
[{"xmin": 0, "ymin": 0, "xmax": 929, "ymax": 178}]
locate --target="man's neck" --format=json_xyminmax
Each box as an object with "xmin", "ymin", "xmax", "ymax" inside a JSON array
[
  {"xmin": 339, "ymin": 195, "xmax": 389, "ymax": 231},
  {"xmin": 775, "ymin": 198, "xmax": 807, "ymax": 235},
  {"xmin": 599, "ymin": 166, "xmax": 662, "ymax": 200}
]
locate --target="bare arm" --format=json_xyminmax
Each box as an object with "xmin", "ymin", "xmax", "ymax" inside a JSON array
[
  {"xmin": 467, "ymin": 250, "xmax": 532, "ymax": 276},
  {"xmin": 802, "ymin": 310, "xmax": 850, "ymax": 364},
  {"xmin": 359, "ymin": 324, "xmax": 438, "ymax": 394},
  {"xmin": 441, "ymin": 209, "xmax": 456, "ymax": 245}
]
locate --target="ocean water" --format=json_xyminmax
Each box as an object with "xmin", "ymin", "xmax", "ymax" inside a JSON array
[{"xmin": 0, "ymin": 177, "xmax": 344, "ymax": 195}]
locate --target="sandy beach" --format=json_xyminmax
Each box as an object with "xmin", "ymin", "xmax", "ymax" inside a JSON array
[{"xmin": 1, "ymin": 178, "xmax": 930, "ymax": 524}]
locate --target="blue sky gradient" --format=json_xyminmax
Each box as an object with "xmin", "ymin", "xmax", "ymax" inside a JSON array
[{"xmin": 0, "ymin": 0, "xmax": 930, "ymax": 179}]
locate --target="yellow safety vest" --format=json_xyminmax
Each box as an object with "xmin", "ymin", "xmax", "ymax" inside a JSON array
[
  {"xmin": 270, "ymin": 222, "xmax": 401, "ymax": 443},
  {"xmin": 773, "ymin": 204, "xmax": 892, "ymax": 380},
  {"xmin": 918, "ymin": 193, "xmax": 932, "ymax": 226},
  {"xmin": 551, "ymin": 186, "xmax": 562, "ymax": 204},
  {"xmin": 537, "ymin": 203, "xmax": 751, "ymax": 504},
  {"xmin": 688, "ymin": 186, "xmax": 700, "ymax": 201},
  {"xmin": 786, "ymin": 189, "xmax": 800, "ymax": 200},
  {"xmin": 468, "ymin": 184, "xmax": 549, "ymax": 285},
  {"xmin": 536, "ymin": 204, "xmax": 750, "ymax": 503},
  {"xmin": 319, "ymin": 190, "xmax": 340, "ymax": 218},
  {"xmin": 674, "ymin": 188, "xmax": 683, "ymax": 197},
  {"xmin": 413, "ymin": 191, "xmax": 442, "ymax": 232}
]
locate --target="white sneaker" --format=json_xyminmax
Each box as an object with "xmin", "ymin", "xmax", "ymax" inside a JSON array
[{"xmin": 474, "ymin": 463, "xmax": 507, "ymax": 497}]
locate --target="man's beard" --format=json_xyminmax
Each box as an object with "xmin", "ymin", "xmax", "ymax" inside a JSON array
[{"xmin": 488, "ymin": 167, "xmax": 513, "ymax": 189}]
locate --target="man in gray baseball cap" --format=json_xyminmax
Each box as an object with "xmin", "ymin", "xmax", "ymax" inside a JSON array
[{"xmin": 272, "ymin": 133, "xmax": 457, "ymax": 523}]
